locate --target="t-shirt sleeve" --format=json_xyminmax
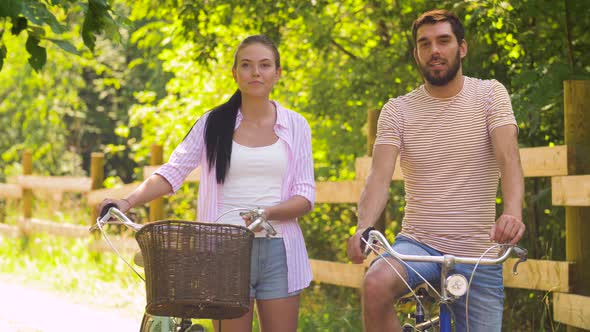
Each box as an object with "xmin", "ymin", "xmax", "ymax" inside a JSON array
[
  {"xmin": 374, "ymin": 99, "xmax": 402, "ymax": 148},
  {"xmin": 486, "ymin": 80, "xmax": 518, "ymax": 134}
]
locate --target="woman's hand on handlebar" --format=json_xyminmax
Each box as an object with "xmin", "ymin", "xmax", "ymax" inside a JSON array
[
  {"xmin": 98, "ymin": 198, "xmax": 131, "ymax": 218},
  {"xmin": 241, "ymin": 208, "xmax": 267, "ymax": 230}
]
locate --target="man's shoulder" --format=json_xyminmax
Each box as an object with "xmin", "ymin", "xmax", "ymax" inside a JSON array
[
  {"xmin": 465, "ymin": 76, "xmax": 507, "ymax": 91},
  {"xmin": 383, "ymin": 87, "xmax": 424, "ymax": 111}
]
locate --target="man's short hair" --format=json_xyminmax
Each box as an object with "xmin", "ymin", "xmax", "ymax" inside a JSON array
[{"xmin": 412, "ymin": 9, "xmax": 465, "ymax": 45}]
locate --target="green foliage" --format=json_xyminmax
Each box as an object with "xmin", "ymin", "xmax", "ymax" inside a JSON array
[
  {"xmin": 2, "ymin": 1, "xmax": 590, "ymax": 329},
  {"xmin": 0, "ymin": 0, "xmax": 126, "ymax": 71}
]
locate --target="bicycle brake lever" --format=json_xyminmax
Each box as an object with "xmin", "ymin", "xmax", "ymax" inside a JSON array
[
  {"xmin": 512, "ymin": 246, "xmax": 528, "ymax": 275},
  {"xmin": 90, "ymin": 202, "xmax": 119, "ymax": 232},
  {"xmin": 360, "ymin": 227, "xmax": 376, "ymax": 256}
]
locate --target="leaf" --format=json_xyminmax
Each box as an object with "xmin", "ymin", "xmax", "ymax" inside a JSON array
[
  {"xmin": 25, "ymin": 34, "xmax": 46, "ymax": 72},
  {"xmin": 0, "ymin": 0, "xmax": 23, "ymax": 18},
  {"xmin": 46, "ymin": 38, "xmax": 81, "ymax": 55},
  {"xmin": 10, "ymin": 16, "xmax": 28, "ymax": 35},
  {"xmin": 20, "ymin": 0, "xmax": 67, "ymax": 34},
  {"xmin": 82, "ymin": 0, "xmax": 114, "ymax": 51}
]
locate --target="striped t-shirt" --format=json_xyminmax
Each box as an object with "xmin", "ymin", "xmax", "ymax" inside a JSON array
[{"xmin": 375, "ymin": 76, "xmax": 517, "ymax": 257}]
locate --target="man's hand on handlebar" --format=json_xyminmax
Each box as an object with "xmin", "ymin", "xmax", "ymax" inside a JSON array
[
  {"xmin": 490, "ymin": 213, "xmax": 525, "ymax": 245},
  {"xmin": 347, "ymin": 226, "xmax": 372, "ymax": 264}
]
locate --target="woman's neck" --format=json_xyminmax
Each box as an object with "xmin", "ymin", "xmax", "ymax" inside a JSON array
[{"xmin": 240, "ymin": 96, "xmax": 275, "ymax": 121}]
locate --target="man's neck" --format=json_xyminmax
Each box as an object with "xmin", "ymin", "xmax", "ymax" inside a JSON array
[{"xmin": 424, "ymin": 74, "xmax": 465, "ymax": 99}]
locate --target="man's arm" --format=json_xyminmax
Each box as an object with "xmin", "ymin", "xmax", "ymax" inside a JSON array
[
  {"xmin": 490, "ymin": 125, "xmax": 525, "ymax": 244},
  {"xmin": 347, "ymin": 144, "xmax": 399, "ymax": 263}
]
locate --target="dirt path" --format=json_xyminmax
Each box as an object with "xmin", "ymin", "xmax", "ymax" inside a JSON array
[{"xmin": 0, "ymin": 280, "xmax": 141, "ymax": 332}]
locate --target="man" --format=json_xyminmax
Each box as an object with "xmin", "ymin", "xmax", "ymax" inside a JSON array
[{"xmin": 346, "ymin": 9, "xmax": 525, "ymax": 332}]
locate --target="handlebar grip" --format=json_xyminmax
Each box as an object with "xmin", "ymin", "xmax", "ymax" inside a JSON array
[
  {"xmin": 360, "ymin": 226, "xmax": 376, "ymax": 253},
  {"xmin": 99, "ymin": 203, "xmax": 119, "ymax": 219}
]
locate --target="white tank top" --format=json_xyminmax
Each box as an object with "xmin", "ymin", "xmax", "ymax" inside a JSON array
[{"xmin": 217, "ymin": 139, "xmax": 288, "ymax": 237}]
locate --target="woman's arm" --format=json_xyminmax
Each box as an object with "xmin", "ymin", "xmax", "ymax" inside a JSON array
[
  {"xmin": 98, "ymin": 115, "xmax": 208, "ymax": 215},
  {"xmin": 286, "ymin": 117, "xmax": 315, "ymax": 216},
  {"xmin": 264, "ymin": 195, "xmax": 312, "ymax": 221},
  {"xmin": 98, "ymin": 174, "xmax": 172, "ymax": 213}
]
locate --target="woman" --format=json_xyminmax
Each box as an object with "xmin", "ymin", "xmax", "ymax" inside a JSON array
[{"xmin": 99, "ymin": 35, "xmax": 315, "ymax": 331}]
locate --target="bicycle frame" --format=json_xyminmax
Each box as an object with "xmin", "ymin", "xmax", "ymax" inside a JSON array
[{"xmin": 363, "ymin": 229, "xmax": 527, "ymax": 332}]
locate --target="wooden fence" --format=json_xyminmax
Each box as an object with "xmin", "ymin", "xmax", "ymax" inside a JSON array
[{"xmin": 1, "ymin": 80, "xmax": 589, "ymax": 331}]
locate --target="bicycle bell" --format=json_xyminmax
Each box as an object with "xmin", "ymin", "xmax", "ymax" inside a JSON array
[{"xmin": 445, "ymin": 274, "xmax": 468, "ymax": 298}]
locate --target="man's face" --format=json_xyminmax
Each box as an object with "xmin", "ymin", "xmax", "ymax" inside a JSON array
[{"xmin": 414, "ymin": 21, "xmax": 466, "ymax": 86}]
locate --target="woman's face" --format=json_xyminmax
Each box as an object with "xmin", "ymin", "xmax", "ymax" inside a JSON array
[{"xmin": 233, "ymin": 43, "xmax": 281, "ymax": 98}]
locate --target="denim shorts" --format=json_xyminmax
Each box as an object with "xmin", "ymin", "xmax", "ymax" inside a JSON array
[
  {"xmin": 380, "ymin": 236, "xmax": 504, "ymax": 332},
  {"xmin": 249, "ymin": 238, "xmax": 302, "ymax": 300}
]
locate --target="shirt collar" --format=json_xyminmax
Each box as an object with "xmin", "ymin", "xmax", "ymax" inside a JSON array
[{"xmin": 236, "ymin": 100, "xmax": 289, "ymax": 129}]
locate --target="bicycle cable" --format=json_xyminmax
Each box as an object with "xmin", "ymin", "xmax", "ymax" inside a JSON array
[
  {"xmin": 214, "ymin": 207, "xmax": 262, "ymax": 223},
  {"xmin": 464, "ymin": 243, "xmax": 510, "ymax": 332},
  {"xmin": 361, "ymin": 237, "xmax": 438, "ymax": 328},
  {"xmin": 96, "ymin": 220, "xmax": 145, "ymax": 281}
]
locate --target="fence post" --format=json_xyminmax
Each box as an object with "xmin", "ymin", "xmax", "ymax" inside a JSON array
[
  {"xmin": 90, "ymin": 153, "xmax": 104, "ymax": 224},
  {"xmin": 22, "ymin": 149, "xmax": 33, "ymax": 220},
  {"xmin": 367, "ymin": 109, "xmax": 387, "ymax": 233},
  {"xmin": 564, "ymin": 80, "xmax": 590, "ymax": 327},
  {"xmin": 150, "ymin": 144, "xmax": 164, "ymax": 222}
]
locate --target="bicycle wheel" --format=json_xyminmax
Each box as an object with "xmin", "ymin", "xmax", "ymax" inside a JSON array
[
  {"xmin": 139, "ymin": 313, "xmax": 176, "ymax": 332},
  {"xmin": 140, "ymin": 314, "xmax": 206, "ymax": 332}
]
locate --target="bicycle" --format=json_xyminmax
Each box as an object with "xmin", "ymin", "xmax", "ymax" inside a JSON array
[
  {"xmin": 90, "ymin": 205, "xmax": 277, "ymax": 332},
  {"xmin": 360, "ymin": 227, "xmax": 528, "ymax": 332}
]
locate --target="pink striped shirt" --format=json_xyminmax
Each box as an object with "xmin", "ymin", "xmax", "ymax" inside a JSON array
[{"xmin": 155, "ymin": 101, "xmax": 315, "ymax": 292}]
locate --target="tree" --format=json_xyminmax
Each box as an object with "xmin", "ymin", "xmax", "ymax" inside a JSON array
[{"xmin": 0, "ymin": 0, "xmax": 127, "ymax": 71}]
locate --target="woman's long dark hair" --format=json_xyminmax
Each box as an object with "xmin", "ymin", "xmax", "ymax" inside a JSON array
[{"xmin": 204, "ymin": 35, "xmax": 281, "ymax": 184}]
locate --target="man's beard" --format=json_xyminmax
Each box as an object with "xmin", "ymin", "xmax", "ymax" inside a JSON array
[{"xmin": 419, "ymin": 49, "xmax": 461, "ymax": 86}]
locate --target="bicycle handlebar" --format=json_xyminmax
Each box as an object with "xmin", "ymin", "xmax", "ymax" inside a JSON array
[
  {"xmin": 90, "ymin": 206, "xmax": 277, "ymax": 236},
  {"xmin": 90, "ymin": 204, "xmax": 143, "ymax": 232},
  {"xmin": 362, "ymin": 227, "xmax": 527, "ymax": 268},
  {"xmin": 239, "ymin": 209, "xmax": 277, "ymax": 237}
]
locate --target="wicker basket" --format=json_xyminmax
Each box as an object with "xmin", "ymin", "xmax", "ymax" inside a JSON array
[{"xmin": 135, "ymin": 220, "xmax": 254, "ymax": 319}]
